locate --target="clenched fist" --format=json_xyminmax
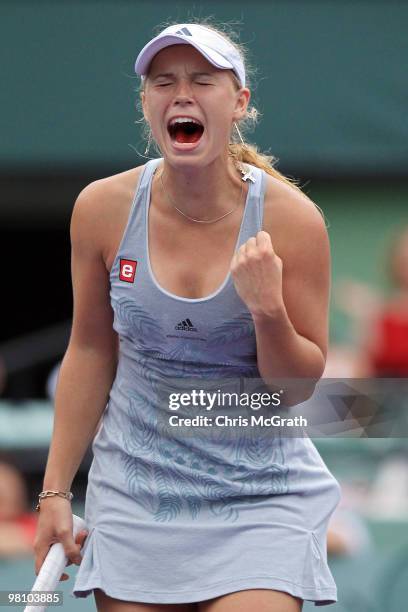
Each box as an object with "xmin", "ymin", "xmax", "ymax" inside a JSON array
[{"xmin": 230, "ymin": 230, "xmax": 284, "ymax": 318}]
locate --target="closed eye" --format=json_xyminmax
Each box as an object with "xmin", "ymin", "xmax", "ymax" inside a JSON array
[{"xmin": 155, "ymin": 81, "xmax": 212, "ymax": 87}]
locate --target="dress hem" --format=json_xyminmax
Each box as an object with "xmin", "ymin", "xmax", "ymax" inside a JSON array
[{"xmin": 72, "ymin": 575, "xmax": 337, "ymax": 606}]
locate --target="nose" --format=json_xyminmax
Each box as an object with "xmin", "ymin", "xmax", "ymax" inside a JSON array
[{"xmin": 174, "ymin": 78, "xmax": 194, "ymax": 105}]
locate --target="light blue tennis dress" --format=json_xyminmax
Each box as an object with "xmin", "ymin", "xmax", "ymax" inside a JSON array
[{"xmin": 72, "ymin": 158, "xmax": 341, "ymax": 606}]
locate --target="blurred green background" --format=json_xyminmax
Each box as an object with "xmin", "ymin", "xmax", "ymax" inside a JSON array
[{"xmin": 1, "ymin": 1, "xmax": 407, "ymax": 172}]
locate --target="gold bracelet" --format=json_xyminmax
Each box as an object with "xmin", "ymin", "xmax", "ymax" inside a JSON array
[{"xmin": 35, "ymin": 490, "xmax": 74, "ymax": 512}]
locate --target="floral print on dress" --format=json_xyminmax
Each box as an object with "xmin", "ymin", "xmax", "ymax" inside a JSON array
[
  {"xmin": 120, "ymin": 385, "xmax": 289, "ymax": 523},
  {"xmin": 111, "ymin": 294, "xmax": 289, "ymax": 523}
]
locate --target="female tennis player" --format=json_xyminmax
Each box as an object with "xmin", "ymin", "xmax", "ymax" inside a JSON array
[{"xmin": 33, "ymin": 21, "xmax": 341, "ymax": 612}]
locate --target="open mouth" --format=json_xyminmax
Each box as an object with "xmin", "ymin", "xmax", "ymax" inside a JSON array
[{"xmin": 167, "ymin": 117, "xmax": 205, "ymax": 144}]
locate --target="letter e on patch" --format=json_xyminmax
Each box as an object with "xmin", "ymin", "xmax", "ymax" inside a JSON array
[{"xmin": 119, "ymin": 258, "xmax": 137, "ymax": 283}]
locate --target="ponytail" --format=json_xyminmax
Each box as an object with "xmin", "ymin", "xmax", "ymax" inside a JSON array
[{"xmin": 228, "ymin": 142, "xmax": 305, "ymax": 196}]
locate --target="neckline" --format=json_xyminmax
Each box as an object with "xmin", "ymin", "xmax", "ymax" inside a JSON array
[{"xmin": 145, "ymin": 158, "xmax": 253, "ymax": 303}]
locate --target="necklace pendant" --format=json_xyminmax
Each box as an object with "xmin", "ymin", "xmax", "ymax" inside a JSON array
[{"xmin": 239, "ymin": 163, "xmax": 256, "ymax": 183}]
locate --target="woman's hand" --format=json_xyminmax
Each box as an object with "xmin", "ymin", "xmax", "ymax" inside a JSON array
[
  {"xmin": 33, "ymin": 498, "xmax": 88, "ymax": 581},
  {"xmin": 231, "ymin": 230, "xmax": 285, "ymax": 319}
]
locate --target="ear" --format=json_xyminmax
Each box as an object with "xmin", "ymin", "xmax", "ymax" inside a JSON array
[
  {"xmin": 140, "ymin": 90, "xmax": 150, "ymax": 123},
  {"xmin": 233, "ymin": 87, "xmax": 250, "ymax": 122}
]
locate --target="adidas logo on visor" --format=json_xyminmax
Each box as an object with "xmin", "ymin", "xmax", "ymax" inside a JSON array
[
  {"xmin": 134, "ymin": 24, "xmax": 246, "ymax": 88},
  {"xmin": 175, "ymin": 27, "xmax": 192, "ymax": 36}
]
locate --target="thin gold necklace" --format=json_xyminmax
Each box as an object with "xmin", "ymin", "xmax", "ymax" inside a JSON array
[{"xmin": 159, "ymin": 169, "xmax": 245, "ymax": 224}]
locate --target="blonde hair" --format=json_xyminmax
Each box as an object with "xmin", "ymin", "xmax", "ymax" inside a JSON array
[{"xmin": 138, "ymin": 17, "xmax": 317, "ymax": 204}]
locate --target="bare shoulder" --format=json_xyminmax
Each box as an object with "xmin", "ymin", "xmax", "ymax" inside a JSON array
[
  {"xmin": 71, "ymin": 165, "xmax": 145, "ymax": 225},
  {"xmin": 261, "ymin": 174, "xmax": 331, "ymax": 360},
  {"xmin": 262, "ymin": 173, "xmax": 329, "ymax": 264},
  {"xmin": 70, "ymin": 165, "xmax": 145, "ymax": 266}
]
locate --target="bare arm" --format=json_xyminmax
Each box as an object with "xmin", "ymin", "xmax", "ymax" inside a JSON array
[
  {"xmin": 231, "ymin": 176, "xmax": 330, "ymax": 405},
  {"xmin": 43, "ymin": 180, "xmax": 119, "ymax": 491},
  {"xmin": 34, "ymin": 180, "xmax": 120, "ymax": 579},
  {"xmin": 254, "ymin": 186, "xmax": 329, "ymax": 369},
  {"xmin": 255, "ymin": 182, "xmax": 330, "ymax": 403}
]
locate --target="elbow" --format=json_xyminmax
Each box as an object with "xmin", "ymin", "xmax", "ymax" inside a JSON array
[
  {"xmin": 259, "ymin": 348, "xmax": 326, "ymax": 408},
  {"xmin": 262, "ymin": 376, "xmax": 321, "ymax": 409},
  {"xmin": 282, "ymin": 378, "xmax": 320, "ymax": 408}
]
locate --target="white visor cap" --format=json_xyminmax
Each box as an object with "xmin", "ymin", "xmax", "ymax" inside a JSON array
[{"xmin": 135, "ymin": 24, "xmax": 246, "ymax": 88}]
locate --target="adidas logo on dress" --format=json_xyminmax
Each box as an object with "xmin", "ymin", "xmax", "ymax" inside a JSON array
[{"xmin": 175, "ymin": 318, "xmax": 197, "ymax": 332}]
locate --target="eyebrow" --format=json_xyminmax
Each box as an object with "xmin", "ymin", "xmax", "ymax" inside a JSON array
[{"xmin": 151, "ymin": 71, "xmax": 215, "ymax": 80}]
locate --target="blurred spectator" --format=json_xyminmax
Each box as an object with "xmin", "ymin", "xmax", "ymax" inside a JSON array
[
  {"xmin": 328, "ymin": 507, "xmax": 372, "ymax": 557},
  {"xmin": 367, "ymin": 454, "xmax": 408, "ymax": 519},
  {"xmin": 0, "ymin": 462, "xmax": 37, "ymax": 557},
  {"xmin": 327, "ymin": 482, "xmax": 373, "ymax": 557},
  {"xmin": 361, "ymin": 226, "xmax": 408, "ymax": 376},
  {"xmin": 334, "ymin": 225, "xmax": 408, "ymax": 377},
  {"xmin": 323, "ymin": 344, "xmax": 360, "ymax": 378}
]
